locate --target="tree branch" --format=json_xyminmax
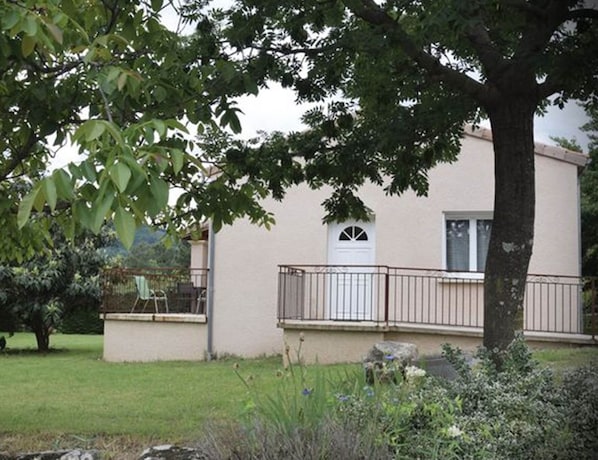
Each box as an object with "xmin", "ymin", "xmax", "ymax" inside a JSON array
[
  {"xmin": 341, "ymin": 0, "xmax": 492, "ymax": 104},
  {"xmin": 498, "ymin": 0, "xmax": 547, "ymax": 18},
  {"xmin": 567, "ymin": 8, "xmax": 598, "ymax": 20},
  {"xmin": 464, "ymin": 22, "xmax": 509, "ymax": 79},
  {"xmin": 0, "ymin": 131, "xmax": 39, "ymax": 183}
]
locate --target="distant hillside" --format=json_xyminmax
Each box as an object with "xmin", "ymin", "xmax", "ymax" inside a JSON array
[
  {"xmin": 101, "ymin": 226, "xmax": 190, "ymax": 267},
  {"xmin": 102, "ymin": 226, "xmax": 166, "ymax": 257}
]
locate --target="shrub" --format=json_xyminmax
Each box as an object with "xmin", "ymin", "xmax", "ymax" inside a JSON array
[
  {"xmin": 558, "ymin": 364, "xmax": 598, "ymax": 459},
  {"xmin": 60, "ymin": 307, "xmax": 103, "ymax": 334},
  {"xmin": 205, "ymin": 335, "xmax": 596, "ymax": 459},
  {"xmin": 440, "ymin": 336, "xmax": 588, "ymax": 459}
]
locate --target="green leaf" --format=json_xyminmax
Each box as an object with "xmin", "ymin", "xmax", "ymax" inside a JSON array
[
  {"xmin": 86, "ymin": 121, "xmax": 106, "ymax": 142},
  {"xmin": 151, "ymin": 0, "xmax": 164, "ymax": 12},
  {"xmin": 2, "ymin": 10, "xmax": 20, "ymax": 30},
  {"xmin": 171, "ymin": 149, "xmax": 184, "ymax": 174},
  {"xmin": 165, "ymin": 119, "xmax": 189, "ymax": 133},
  {"xmin": 91, "ymin": 192, "xmax": 114, "ymax": 233},
  {"xmin": 44, "ymin": 22, "xmax": 63, "ymax": 44},
  {"xmin": 109, "ymin": 162, "xmax": 131, "ymax": 193},
  {"xmin": 22, "ymin": 16, "xmax": 38, "ymax": 36},
  {"xmin": 114, "ymin": 206, "xmax": 136, "ymax": 249},
  {"xmin": 73, "ymin": 201, "xmax": 93, "ymax": 231},
  {"xmin": 243, "ymin": 74, "xmax": 259, "ymax": 95},
  {"xmin": 52, "ymin": 169, "xmax": 75, "ymax": 200},
  {"xmin": 117, "ymin": 72, "xmax": 127, "ymax": 91},
  {"xmin": 100, "ymin": 120, "xmax": 124, "ymax": 145},
  {"xmin": 17, "ymin": 187, "xmax": 40, "ymax": 228},
  {"xmin": 81, "ymin": 162, "xmax": 97, "ymax": 182},
  {"xmin": 150, "ymin": 176, "xmax": 169, "ymax": 210},
  {"xmin": 21, "ymin": 35, "xmax": 36, "ymax": 57},
  {"xmin": 153, "ymin": 119, "xmax": 166, "ymax": 137},
  {"xmin": 42, "ymin": 178, "xmax": 57, "ymax": 211}
]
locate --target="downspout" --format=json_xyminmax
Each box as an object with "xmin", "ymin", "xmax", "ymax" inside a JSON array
[
  {"xmin": 578, "ymin": 167, "xmax": 584, "ymax": 277},
  {"xmin": 206, "ymin": 220, "xmax": 216, "ymax": 360},
  {"xmin": 577, "ymin": 159, "xmax": 587, "ymax": 334}
]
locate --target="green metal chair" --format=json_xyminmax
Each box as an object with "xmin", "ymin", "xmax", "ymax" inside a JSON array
[{"xmin": 132, "ymin": 275, "xmax": 169, "ymax": 313}]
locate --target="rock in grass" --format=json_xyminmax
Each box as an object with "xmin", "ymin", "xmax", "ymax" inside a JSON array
[
  {"xmin": 138, "ymin": 445, "xmax": 208, "ymax": 460},
  {"xmin": 363, "ymin": 341, "xmax": 418, "ymax": 384}
]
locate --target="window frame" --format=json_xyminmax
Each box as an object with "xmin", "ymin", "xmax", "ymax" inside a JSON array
[{"xmin": 442, "ymin": 212, "xmax": 493, "ymax": 279}]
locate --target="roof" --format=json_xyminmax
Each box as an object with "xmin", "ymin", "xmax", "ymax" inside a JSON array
[{"xmin": 464, "ymin": 125, "xmax": 589, "ymax": 168}]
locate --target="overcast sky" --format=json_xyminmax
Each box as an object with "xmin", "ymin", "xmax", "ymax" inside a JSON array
[{"xmin": 235, "ymin": 83, "xmax": 591, "ymax": 151}]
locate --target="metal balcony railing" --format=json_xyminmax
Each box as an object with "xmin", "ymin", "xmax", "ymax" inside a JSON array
[
  {"xmin": 101, "ymin": 267, "xmax": 209, "ymax": 314},
  {"xmin": 278, "ymin": 265, "xmax": 598, "ymax": 338}
]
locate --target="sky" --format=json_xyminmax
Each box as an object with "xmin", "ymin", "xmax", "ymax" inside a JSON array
[{"xmin": 235, "ymin": 83, "xmax": 591, "ymax": 151}]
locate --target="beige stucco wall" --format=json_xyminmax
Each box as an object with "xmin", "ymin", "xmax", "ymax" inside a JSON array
[
  {"xmin": 210, "ymin": 194, "xmax": 330, "ymax": 357},
  {"xmin": 103, "ymin": 314, "xmax": 208, "ymax": 362},
  {"xmin": 283, "ymin": 328, "xmax": 385, "ymax": 364},
  {"xmin": 194, "ymin": 132, "xmax": 585, "ymax": 358},
  {"xmin": 283, "ymin": 326, "xmax": 594, "ymax": 364}
]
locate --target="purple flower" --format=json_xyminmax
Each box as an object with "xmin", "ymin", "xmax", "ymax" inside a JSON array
[
  {"xmin": 384, "ymin": 354, "xmax": 395, "ymax": 361},
  {"xmin": 302, "ymin": 388, "xmax": 313, "ymax": 396},
  {"xmin": 337, "ymin": 394, "xmax": 350, "ymax": 402}
]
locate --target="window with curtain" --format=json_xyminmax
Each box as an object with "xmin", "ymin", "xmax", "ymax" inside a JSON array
[{"xmin": 445, "ymin": 216, "xmax": 492, "ymax": 272}]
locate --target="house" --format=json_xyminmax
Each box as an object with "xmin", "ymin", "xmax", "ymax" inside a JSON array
[{"xmin": 102, "ymin": 126, "xmax": 596, "ymax": 363}]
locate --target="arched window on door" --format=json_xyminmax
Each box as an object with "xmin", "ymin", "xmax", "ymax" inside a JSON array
[{"xmin": 338, "ymin": 226, "xmax": 368, "ymax": 241}]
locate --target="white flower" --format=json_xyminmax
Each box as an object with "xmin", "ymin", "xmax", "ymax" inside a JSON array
[
  {"xmin": 404, "ymin": 365, "xmax": 426, "ymax": 380},
  {"xmin": 447, "ymin": 425, "xmax": 463, "ymax": 438}
]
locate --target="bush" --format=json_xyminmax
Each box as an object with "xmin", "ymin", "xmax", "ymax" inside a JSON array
[
  {"xmin": 60, "ymin": 307, "xmax": 103, "ymax": 334},
  {"xmin": 559, "ymin": 364, "xmax": 598, "ymax": 459},
  {"xmin": 200, "ymin": 336, "xmax": 597, "ymax": 459}
]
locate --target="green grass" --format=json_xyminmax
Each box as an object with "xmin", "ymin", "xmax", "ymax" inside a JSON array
[
  {"xmin": 1, "ymin": 333, "xmax": 596, "ymax": 457},
  {"xmin": 0, "ymin": 333, "xmax": 291, "ymax": 439},
  {"xmin": 532, "ymin": 345, "xmax": 598, "ymax": 371}
]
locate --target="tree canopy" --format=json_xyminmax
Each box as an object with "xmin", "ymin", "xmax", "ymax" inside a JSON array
[
  {"xmin": 0, "ymin": 0, "xmax": 273, "ymax": 262},
  {"xmin": 0, "ymin": 226, "xmax": 111, "ymax": 351}
]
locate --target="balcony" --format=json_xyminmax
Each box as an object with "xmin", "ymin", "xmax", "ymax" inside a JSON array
[
  {"xmin": 101, "ymin": 267, "xmax": 209, "ymax": 315},
  {"xmin": 278, "ymin": 265, "xmax": 598, "ymax": 339}
]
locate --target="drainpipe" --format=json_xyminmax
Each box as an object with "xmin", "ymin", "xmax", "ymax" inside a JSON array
[
  {"xmin": 578, "ymin": 162, "xmax": 587, "ymax": 334},
  {"xmin": 206, "ymin": 220, "xmax": 216, "ymax": 361}
]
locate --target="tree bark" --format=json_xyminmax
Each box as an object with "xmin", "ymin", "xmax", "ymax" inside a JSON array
[
  {"xmin": 32, "ymin": 313, "xmax": 50, "ymax": 352},
  {"xmin": 483, "ymin": 99, "xmax": 536, "ymax": 355}
]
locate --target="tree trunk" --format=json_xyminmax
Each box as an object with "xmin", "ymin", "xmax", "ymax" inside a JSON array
[
  {"xmin": 484, "ymin": 99, "xmax": 536, "ymax": 355},
  {"xmin": 31, "ymin": 313, "xmax": 50, "ymax": 352}
]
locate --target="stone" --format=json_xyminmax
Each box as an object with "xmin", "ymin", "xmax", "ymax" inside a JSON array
[
  {"xmin": 138, "ymin": 445, "xmax": 208, "ymax": 460},
  {"xmin": 363, "ymin": 341, "xmax": 418, "ymax": 385}
]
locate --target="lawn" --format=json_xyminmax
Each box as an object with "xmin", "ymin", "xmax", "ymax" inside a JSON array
[
  {"xmin": 1, "ymin": 333, "xmax": 596, "ymax": 458},
  {"xmin": 0, "ymin": 333, "xmax": 359, "ymax": 457}
]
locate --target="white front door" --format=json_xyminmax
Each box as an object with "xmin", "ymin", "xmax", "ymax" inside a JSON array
[{"xmin": 327, "ymin": 221, "xmax": 376, "ymax": 320}]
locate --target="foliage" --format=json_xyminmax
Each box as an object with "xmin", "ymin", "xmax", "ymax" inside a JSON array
[
  {"xmin": 120, "ymin": 239, "xmax": 190, "ymax": 268},
  {"xmin": 553, "ymin": 107, "xmax": 598, "ymax": 276},
  {"xmin": 234, "ymin": 336, "xmax": 335, "ymax": 435},
  {"xmin": 0, "ymin": 228, "xmax": 110, "ymax": 350},
  {"xmin": 60, "ymin": 307, "xmax": 103, "ymax": 335},
  {"xmin": 580, "ymin": 107, "xmax": 598, "ymax": 275},
  {"xmin": 441, "ymin": 337, "xmax": 570, "ymax": 459},
  {"xmin": 0, "ymin": 0, "xmax": 274, "ymax": 263},
  {"xmin": 559, "ymin": 365, "xmax": 598, "ymax": 459},
  {"xmin": 229, "ymin": 335, "xmax": 597, "ymax": 459}
]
